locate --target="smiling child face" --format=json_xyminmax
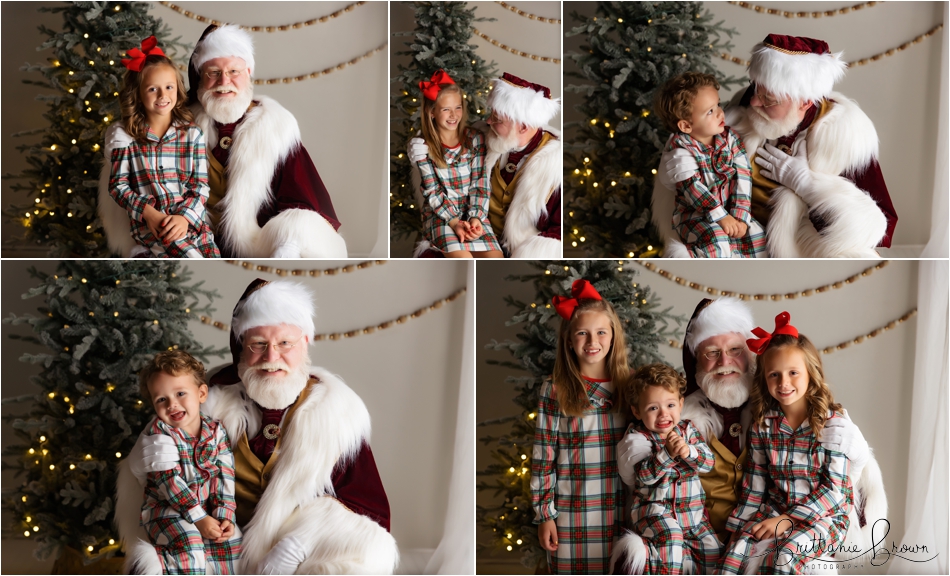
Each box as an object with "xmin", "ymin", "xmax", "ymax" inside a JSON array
[
  {"xmin": 148, "ymin": 372, "xmax": 208, "ymax": 438},
  {"xmin": 139, "ymin": 64, "xmax": 178, "ymax": 120},
  {"xmin": 633, "ymin": 385, "xmax": 684, "ymax": 438}
]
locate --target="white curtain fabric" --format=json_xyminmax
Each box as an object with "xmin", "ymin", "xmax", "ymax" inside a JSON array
[
  {"xmin": 921, "ymin": 3, "xmax": 949, "ymax": 258},
  {"xmin": 887, "ymin": 260, "xmax": 949, "ymax": 575},
  {"xmin": 423, "ymin": 262, "xmax": 476, "ymax": 574}
]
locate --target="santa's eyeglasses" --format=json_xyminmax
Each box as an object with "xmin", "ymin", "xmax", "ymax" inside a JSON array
[
  {"xmin": 752, "ymin": 84, "xmax": 780, "ymax": 108},
  {"xmin": 204, "ymin": 68, "xmax": 246, "ymax": 81},
  {"xmin": 244, "ymin": 335, "xmax": 304, "ymax": 355},
  {"xmin": 701, "ymin": 346, "xmax": 745, "ymax": 360}
]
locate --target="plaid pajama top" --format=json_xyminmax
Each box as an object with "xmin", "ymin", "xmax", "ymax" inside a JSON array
[
  {"xmin": 531, "ymin": 378, "xmax": 628, "ymax": 574},
  {"xmin": 142, "ymin": 415, "xmax": 237, "ymax": 526},
  {"xmin": 109, "ymin": 123, "xmax": 218, "ymax": 257},
  {"xmin": 629, "ymin": 420, "xmax": 715, "ymax": 527},
  {"xmin": 726, "ymin": 410, "xmax": 852, "ymax": 539}
]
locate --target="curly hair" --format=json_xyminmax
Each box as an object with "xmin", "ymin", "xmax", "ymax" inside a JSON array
[
  {"xmin": 119, "ymin": 54, "xmax": 194, "ymax": 143},
  {"xmin": 654, "ymin": 71, "xmax": 721, "ymax": 133},
  {"xmin": 625, "ymin": 363, "xmax": 686, "ymax": 414},
  {"xmin": 552, "ymin": 298, "xmax": 630, "ymax": 417},
  {"xmin": 138, "ymin": 350, "xmax": 207, "ymax": 402},
  {"xmin": 419, "ymin": 83, "xmax": 470, "ymax": 169},
  {"xmin": 749, "ymin": 333, "xmax": 842, "ymax": 439}
]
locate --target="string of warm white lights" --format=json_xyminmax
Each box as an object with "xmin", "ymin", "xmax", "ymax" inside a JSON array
[
  {"xmin": 637, "ymin": 260, "xmax": 889, "ymax": 300},
  {"xmin": 719, "ymin": 24, "xmax": 943, "ymax": 68},
  {"xmin": 495, "ymin": 1, "xmax": 561, "ymax": 24},
  {"xmin": 472, "ymin": 28, "xmax": 560, "ymax": 64},
  {"xmin": 666, "ymin": 308, "xmax": 917, "ymax": 355},
  {"xmin": 727, "ymin": 0, "xmax": 880, "ymax": 18},
  {"xmin": 158, "ymin": 1, "xmax": 366, "ymax": 31},
  {"xmin": 225, "ymin": 259, "xmax": 386, "ymax": 277},
  {"xmin": 197, "ymin": 288, "xmax": 467, "ymax": 339}
]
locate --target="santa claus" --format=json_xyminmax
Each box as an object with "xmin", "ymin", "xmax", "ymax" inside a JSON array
[
  {"xmin": 100, "ymin": 25, "xmax": 346, "ymax": 258},
  {"xmin": 410, "ymin": 72, "xmax": 562, "ymax": 258},
  {"xmin": 654, "ymin": 34, "xmax": 898, "ymax": 258},
  {"xmin": 612, "ymin": 297, "xmax": 887, "ymax": 573},
  {"xmin": 116, "ymin": 279, "xmax": 397, "ymax": 574}
]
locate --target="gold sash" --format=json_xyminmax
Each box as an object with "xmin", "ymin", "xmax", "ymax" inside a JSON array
[
  {"xmin": 699, "ymin": 434, "xmax": 748, "ymax": 544},
  {"xmin": 488, "ymin": 131, "xmax": 557, "ymax": 239},
  {"xmin": 206, "ymin": 152, "xmax": 226, "ymax": 232}
]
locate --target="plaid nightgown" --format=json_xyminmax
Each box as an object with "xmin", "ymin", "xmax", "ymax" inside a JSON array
[
  {"xmin": 109, "ymin": 123, "xmax": 220, "ymax": 258},
  {"xmin": 418, "ymin": 130, "xmax": 501, "ymax": 253},
  {"xmin": 720, "ymin": 410, "xmax": 852, "ymax": 575},
  {"xmin": 142, "ymin": 415, "xmax": 241, "ymax": 575},
  {"xmin": 628, "ymin": 420, "xmax": 723, "ymax": 574},
  {"xmin": 531, "ymin": 378, "xmax": 628, "ymax": 574},
  {"xmin": 670, "ymin": 127, "xmax": 766, "ymax": 258}
]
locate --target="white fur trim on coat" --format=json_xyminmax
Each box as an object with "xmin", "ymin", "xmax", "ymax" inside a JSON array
[
  {"xmin": 684, "ymin": 297, "xmax": 756, "ymax": 353},
  {"xmin": 487, "ymin": 77, "xmax": 561, "ymax": 128},
  {"xmin": 98, "ymin": 124, "xmax": 139, "ymax": 257},
  {"xmin": 609, "ymin": 530, "xmax": 646, "ymax": 574},
  {"xmin": 191, "ymin": 25, "xmax": 256, "ymax": 76},
  {"xmin": 231, "ymin": 281, "xmax": 316, "ymax": 340},
  {"xmin": 191, "ymin": 95, "xmax": 346, "ymax": 258},
  {"xmin": 509, "ymin": 234, "xmax": 561, "ymax": 258},
  {"xmin": 749, "ymin": 42, "xmax": 847, "ymax": 104}
]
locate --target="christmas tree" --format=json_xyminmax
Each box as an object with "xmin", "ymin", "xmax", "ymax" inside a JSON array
[
  {"xmin": 390, "ymin": 1, "xmax": 498, "ymax": 248},
  {"xmin": 2, "ymin": 261, "xmax": 226, "ymax": 564},
  {"xmin": 3, "ymin": 2, "xmax": 189, "ymax": 257},
  {"xmin": 564, "ymin": 2, "xmax": 743, "ymax": 257},
  {"xmin": 477, "ymin": 260, "xmax": 684, "ymax": 569}
]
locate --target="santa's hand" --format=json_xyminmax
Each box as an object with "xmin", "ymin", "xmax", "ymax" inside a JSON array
[
  {"xmin": 658, "ymin": 147, "xmax": 700, "ymax": 189},
  {"xmin": 820, "ymin": 410, "xmax": 870, "ymax": 471},
  {"xmin": 618, "ymin": 431, "xmax": 653, "ymax": 486},
  {"xmin": 755, "ymin": 142, "xmax": 813, "ymax": 194},
  {"xmin": 271, "ymin": 240, "xmax": 301, "ymax": 259},
  {"xmin": 257, "ymin": 535, "xmax": 307, "ymax": 575},
  {"xmin": 408, "ymin": 137, "xmax": 429, "ymax": 163},
  {"xmin": 128, "ymin": 433, "xmax": 178, "ymax": 483}
]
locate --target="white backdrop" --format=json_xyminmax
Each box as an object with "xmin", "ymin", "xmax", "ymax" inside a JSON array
[
  {"xmin": 1, "ymin": 2, "xmax": 389, "ymax": 257},
  {"xmin": 476, "ymin": 259, "xmax": 933, "ymax": 575},
  {"xmin": 390, "ymin": 1, "xmax": 562, "ymax": 257},
  {"xmin": 1, "ymin": 259, "xmax": 471, "ymax": 574},
  {"xmin": 562, "ymin": 1, "xmax": 947, "ymax": 255}
]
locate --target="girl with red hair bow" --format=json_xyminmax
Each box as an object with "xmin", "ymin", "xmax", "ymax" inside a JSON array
[
  {"xmin": 415, "ymin": 70, "xmax": 502, "ymax": 258},
  {"xmin": 720, "ymin": 312, "xmax": 853, "ymax": 574},
  {"xmin": 531, "ymin": 280, "xmax": 631, "ymax": 573},
  {"xmin": 108, "ymin": 36, "xmax": 219, "ymax": 258}
]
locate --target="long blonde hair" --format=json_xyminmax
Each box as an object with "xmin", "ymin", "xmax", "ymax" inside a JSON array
[
  {"xmin": 552, "ymin": 299, "xmax": 630, "ymax": 417},
  {"xmin": 119, "ymin": 55, "xmax": 193, "ymax": 143},
  {"xmin": 749, "ymin": 333, "xmax": 842, "ymax": 439},
  {"xmin": 420, "ymin": 83, "xmax": 469, "ymax": 169}
]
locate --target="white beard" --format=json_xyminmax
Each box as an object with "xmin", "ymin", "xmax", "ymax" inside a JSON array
[
  {"xmin": 486, "ymin": 125, "xmax": 525, "ymax": 156},
  {"xmin": 199, "ymin": 83, "xmax": 254, "ymax": 125},
  {"xmin": 696, "ymin": 362, "xmax": 755, "ymax": 409},
  {"xmin": 238, "ymin": 355, "xmax": 311, "ymax": 410},
  {"xmin": 748, "ymin": 102, "xmax": 804, "ymax": 140}
]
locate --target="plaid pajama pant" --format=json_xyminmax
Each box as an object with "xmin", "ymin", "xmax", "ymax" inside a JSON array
[
  {"xmin": 628, "ymin": 421, "xmax": 722, "ymax": 574},
  {"xmin": 531, "ymin": 378, "xmax": 628, "ymax": 574},
  {"xmin": 721, "ymin": 410, "xmax": 852, "ymax": 574},
  {"xmin": 109, "ymin": 123, "xmax": 220, "ymax": 258},
  {"xmin": 145, "ymin": 517, "xmax": 242, "ymax": 575},
  {"xmin": 419, "ymin": 130, "xmax": 501, "ymax": 253},
  {"xmin": 670, "ymin": 127, "xmax": 766, "ymax": 258}
]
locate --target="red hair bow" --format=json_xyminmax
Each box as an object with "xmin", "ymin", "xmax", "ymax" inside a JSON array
[
  {"xmin": 121, "ymin": 36, "xmax": 166, "ymax": 72},
  {"xmin": 746, "ymin": 311, "xmax": 799, "ymax": 355},
  {"xmin": 419, "ymin": 69, "xmax": 455, "ymax": 101},
  {"xmin": 552, "ymin": 279, "xmax": 602, "ymax": 320}
]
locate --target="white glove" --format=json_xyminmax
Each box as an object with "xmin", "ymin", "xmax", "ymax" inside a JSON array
[
  {"xmin": 257, "ymin": 535, "xmax": 307, "ymax": 575},
  {"xmin": 103, "ymin": 123, "xmax": 133, "ymax": 156},
  {"xmin": 820, "ymin": 409, "xmax": 870, "ymax": 473},
  {"xmin": 127, "ymin": 432, "xmax": 178, "ymax": 484},
  {"xmin": 617, "ymin": 432, "xmax": 653, "ymax": 486},
  {"xmin": 755, "ymin": 141, "xmax": 813, "ymax": 194},
  {"xmin": 271, "ymin": 240, "xmax": 301, "ymax": 259},
  {"xmin": 657, "ymin": 147, "xmax": 699, "ymax": 190},
  {"xmin": 408, "ymin": 137, "xmax": 429, "ymax": 163}
]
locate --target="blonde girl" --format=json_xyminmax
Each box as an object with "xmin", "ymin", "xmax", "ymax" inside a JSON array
[
  {"xmin": 721, "ymin": 312, "xmax": 853, "ymax": 574},
  {"xmin": 415, "ymin": 69, "xmax": 502, "ymax": 258},
  {"xmin": 531, "ymin": 279, "xmax": 630, "ymax": 574},
  {"xmin": 108, "ymin": 36, "xmax": 219, "ymax": 258}
]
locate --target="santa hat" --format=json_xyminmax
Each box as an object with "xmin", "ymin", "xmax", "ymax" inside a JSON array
[
  {"xmin": 487, "ymin": 72, "xmax": 560, "ymax": 128},
  {"xmin": 749, "ymin": 34, "xmax": 847, "ymax": 103},
  {"xmin": 187, "ymin": 24, "xmax": 255, "ymax": 103},
  {"xmin": 211, "ymin": 279, "xmax": 315, "ymax": 386},
  {"xmin": 682, "ymin": 298, "xmax": 756, "ymax": 396}
]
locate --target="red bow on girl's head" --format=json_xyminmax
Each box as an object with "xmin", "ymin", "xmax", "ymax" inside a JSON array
[
  {"xmin": 121, "ymin": 36, "xmax": 166, "ymax": 72},
  {"xmin": 746, "ymin": 311, "xmax": 799, "ymax": 355},
  {"xmin": 419, "ymin": 69, "xmax": 455, "ymax": 101},
  {"xmin": 552, "ymin": 279, "xmax": 603, "ymax": 320}
]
